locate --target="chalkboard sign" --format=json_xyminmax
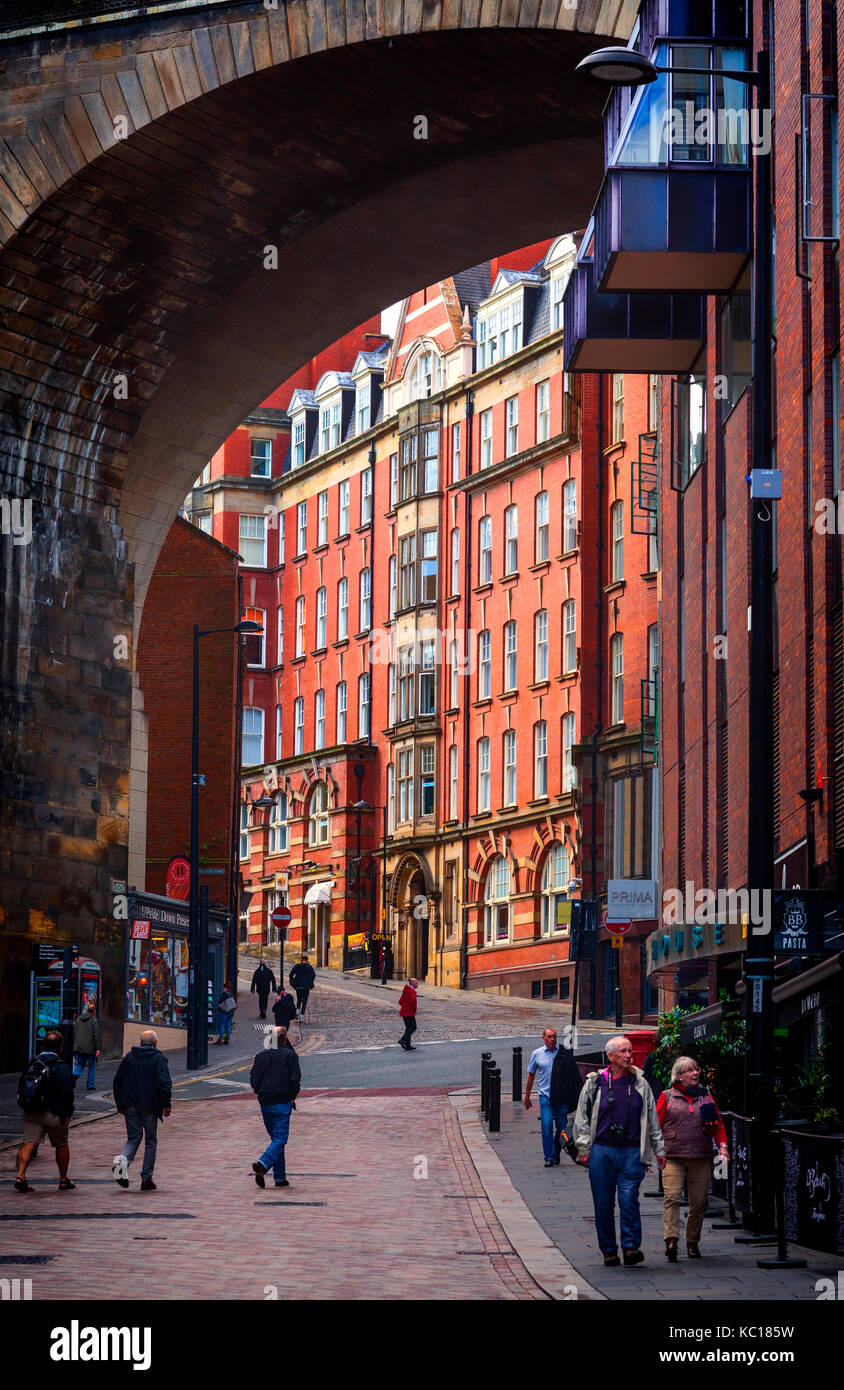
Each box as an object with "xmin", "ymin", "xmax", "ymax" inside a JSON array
[
  {"xmin": 729, "ymin": 1114, "xmax": 753, "ymax": 1213},
  {"xmin": 781, "ymin": 1129, "xmax": 844, "ymax": 1255}
]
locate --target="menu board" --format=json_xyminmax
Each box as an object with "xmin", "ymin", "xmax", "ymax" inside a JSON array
[{"xmin": 782, "ymin": 1130, "xmax": 844, "ymax": 1255}]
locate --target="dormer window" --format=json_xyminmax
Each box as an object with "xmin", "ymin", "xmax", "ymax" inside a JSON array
[
  {"xmin": 357, "ymin": 379, "xmax": 371, "ymax": 433},
  {"xmin": 477, "ymin": 291, "xmax": 525, "ymax": 369},
  {"xmin": 408, "ymin": 346, "xmax": 441, "ymax": 402},
  {"xmin": 551, "ymin": 277, "xmax": 566, "ymax": 332},
  {"xmin": 293, "ymin": 420, "xmax": 306, "ymax": 468}
]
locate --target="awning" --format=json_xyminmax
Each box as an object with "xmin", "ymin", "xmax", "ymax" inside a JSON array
[
  {"xmin": 679, "ymin": 1001, "xmax": 724, "ymax": 1046},
  {"xmin": 773, "ymin": 951, "xmax": 844, "ymax": 1026},
  {"xmin": 304, "ymin": 880, "xmax": 335, "ymax": 908}
]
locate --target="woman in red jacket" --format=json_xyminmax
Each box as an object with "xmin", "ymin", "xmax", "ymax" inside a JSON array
[
  {"xmin": 656, "ymin": 1055, "xmax": 729, "ymax": 1261},
  {"xmin": 398, "ymin": 979, "xmax": 418, "ymax": 1051}
]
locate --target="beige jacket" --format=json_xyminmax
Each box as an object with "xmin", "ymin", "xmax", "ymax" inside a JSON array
[{"xmin": 573, "ymin": 1065, "xmax": 665, "ymax": 1166}]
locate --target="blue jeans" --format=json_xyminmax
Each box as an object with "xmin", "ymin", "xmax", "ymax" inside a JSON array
[
  {"xmin": 73, "ymin": 1052, "xmax": 96, "ymax": 1089},
  {"xmin": 587, "ymin": 1144, "xmax": 647, "ymax": 1254},
  {"xmin": 539, "ymin": 1094, "xmax": 568, "ymax": 1162},
  {"xmin": 218, "ymin": 1009, "xmax": 233, "ymax": 1040},
  {"xmin": 259, "ymin": 1101, "xmax": 293, "ymax": 1181}
]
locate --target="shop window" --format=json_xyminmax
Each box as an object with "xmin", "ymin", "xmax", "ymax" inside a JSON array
[{"xmin": 542, "ymin": 979, "xmax": 558, "ymax": 1000}]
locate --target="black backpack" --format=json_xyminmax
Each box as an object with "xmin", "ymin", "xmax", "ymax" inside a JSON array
[{"xmin": 17, "ymin": 1053, "xmax": 57, "ymax": 1112}]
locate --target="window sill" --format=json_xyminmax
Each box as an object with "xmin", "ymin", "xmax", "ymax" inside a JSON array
[
  {"xmin": 356, "ymin": 521, "xmax": 373, "ymax": 535},
  {"xmin": 640, "ymin": 570, "xmax": 657, "ymax": 582},
  {"xmin": 290, "ymin": 655, "xmax": 306, "ymax": 667},
  {"xmin": 604, "ymin": 579, "xmax": 626, "ymax": 596},
  {"xmin": 313, "ymin": 543, "xmax": 328, "ymax": 557},
  {"xmin": 473, "ymin": 582, "xmax": 493, "ymax": 596},
  {"xmin": 472, "ymin": 811, "xmax": 493, "ymax": 822},
  {"xmin": 472, "ymin": 698, "xmax": 493, "ymax": 711},
  {"xmin": 353, "ymin": 629, "xmax": 371, "ymax": 641},
  {"xmin": 497, "ymin": 690, "xmax": 518, "ymax": 702},
  {"xmin": 496, "ymin": 804, "xmax": 518, "ymax": 814},
  {"xmin": 528, "ymin": 681, "xmax": 550, "ymax": 694},
  {"xmin": 557, "ymin": 548, "xmax": 579, "ymax": 562},
  {"xmin": 499, "ymin": 571, "xmax": 519, "ymax": 584},
  {"xmin": 332, "ymin": 638, "xmax": 349, "ymax": 651},
  {"xmin": 528, "ymin": 797, "xmax": 550, "ymax": 808},
  {"xmin": 556, "ymin": 671, "xmax": 578, "ymax": 684},
  {"xmin": 603, "ymin": 439, "xmax": 626, "ymax": 456},
  {"xmin": 528, "ymin": 560, "xmax": 550, "ymax": 575},
  {"xmin": 445, "ymin": 592, "xmax": 460, "ymax": 603},
  {"xmin": 444, "ymin": 706, "xmax": 460, "ymax": 717},
  {"xmin": 443, "ymin": 818, "xmax": 461, "ymax": 828},
  {"xmin": 292, "ymin": 553, "xmax": 307, "ymax": 564},
  {"xmin": 310, "ymin": 647, "xmax": 327, "ymax": 659},
  {"xmin": 334, "ymin": 533, "xmax": 350, "ymax": 545}
]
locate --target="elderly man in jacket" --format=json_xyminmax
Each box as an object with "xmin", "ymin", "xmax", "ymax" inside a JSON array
[
  {"xmin": 573, "ymin": 1035, "xmax": 666, "ymax": 1267},
  {"xmin": 111, "ymin": 1030, "xmax": 172, "ymax": 1192}
]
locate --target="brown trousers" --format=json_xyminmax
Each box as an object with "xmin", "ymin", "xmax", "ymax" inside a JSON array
[{"xmin": 662, "ymin": 1156, "xmax": 712, "ymax": 1243}]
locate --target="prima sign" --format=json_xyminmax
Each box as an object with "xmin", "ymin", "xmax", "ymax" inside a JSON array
[{"xmin": 607, "ymin": 880, "xmax": 658, "ymax": 920}]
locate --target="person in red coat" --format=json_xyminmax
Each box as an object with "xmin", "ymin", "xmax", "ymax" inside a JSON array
[
  {"xmin": 398, "ymin": 979, "xmax": 419, "ymax": 1051},
  {"xmin": 656, "ymin": 1055, "xmax": 729, "ymax": 1261}
]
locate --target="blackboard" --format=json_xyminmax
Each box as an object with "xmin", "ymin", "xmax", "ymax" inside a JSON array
[
  {"xmin": 781, "ymin": 1129, "xmax": 844, "ymax": 1255},
  {"xmin": 730, "ymin": 1114, "xmax": 753, "ymax": 1213}
]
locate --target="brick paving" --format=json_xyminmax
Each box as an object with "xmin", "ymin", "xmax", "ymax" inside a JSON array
[{"xmin": 0, "ymin": 1089, "xmax": 547, "ymax": 1301}]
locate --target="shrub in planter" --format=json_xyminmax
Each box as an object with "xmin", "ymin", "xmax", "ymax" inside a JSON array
[{"xmin": 648, "ymin": 995, "xmax": 746, "ymax": 1111}]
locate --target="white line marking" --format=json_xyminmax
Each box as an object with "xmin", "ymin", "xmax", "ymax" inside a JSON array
[{"xmin": 203, "ymin": 1078, "xmax": 252, "ymax": 1089}]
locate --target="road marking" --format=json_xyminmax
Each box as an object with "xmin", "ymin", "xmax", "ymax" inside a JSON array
[{"xmin": 203, "ymin": 1078, "xmax": 251, "ymax": 1089}]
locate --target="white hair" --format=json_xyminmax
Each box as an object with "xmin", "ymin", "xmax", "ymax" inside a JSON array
[
  {"xmin": 605, "ymin": 1035, "xmax": 632, "ymax": 1058},
  {"xmin": 140, "ymin": 1029, "xmax": 158, "ymax": 1047}
]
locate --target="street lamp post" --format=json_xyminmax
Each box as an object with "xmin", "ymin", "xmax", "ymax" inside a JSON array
[
  {"xmin": 250, "ymin": 790, "xmax": 277, "ymax": 980},
  {"xmin": 187, "ymin": 617, "xmax": 263, "ymax": 1072}
]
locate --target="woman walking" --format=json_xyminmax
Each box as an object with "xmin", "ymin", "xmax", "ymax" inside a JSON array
[
  {"xmin": 656, "ymin": 1055, "xmax": 729, "ymax": 1260},
  {"xmin": 216, "ymin": 981, "xmax": 237, "ymax": 1044}
]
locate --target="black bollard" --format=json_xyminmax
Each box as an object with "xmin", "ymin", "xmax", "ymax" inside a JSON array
[
  {"xmin": 512, "ymin": 1045, "xmax": 522, "ymax": 1102},
  {"xmin": 481, "ymin": 1051, "xmax": 492, "ymax": 1114},
  {"xmin": 484, "ymin": 1059, "xmax": 496, "ymax": 1122},
  {"xmin": 489, "ymin": 1067, "xmax": 501, "ymax": 1132}
]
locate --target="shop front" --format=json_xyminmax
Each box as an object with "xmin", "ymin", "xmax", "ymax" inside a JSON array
[{"xmin": 126, "ymin": 891, "xmax": 230, "ymax": 1050}]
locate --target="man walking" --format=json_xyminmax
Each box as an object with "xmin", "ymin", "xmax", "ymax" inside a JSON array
[
  {"xmin": 111, "ymin": 1028, "xmax": 172, "ymax": 1192},
  {"xmin": 524, "ymin": 1027, "xmax": 581, "ymax": 1167},
  {"xmin": 398, "ymin": 978, "xmax": 418, "ymax": 1050},
  {"xmin": 289, "ymin": 956, "xmax": 315, "ymax": 1016},
  {"xmin": 272, "ymin": 985, "xmax": 297, "ymax": 1030},
  {"xmin": 15, "ymin": 1031, "xmax": 76, "ymax": 1192},
  {"xmin": 573, "ymin": 1035, "xmax": 666, "ymax": 1267},
  {"xmin": 250, "ymin": 1025, "xmax": 301, "ymax": 1189},
  {"xmin": 72, "ymin": 999, "xmax": 101, "ymax": 1092},
  {"xmin": 251, "ymin": 959, "xmax": 276, "ymax": 1019}
]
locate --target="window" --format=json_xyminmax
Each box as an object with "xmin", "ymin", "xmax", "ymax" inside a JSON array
[
  {"xmin": 449, "ymin": 639, "xmax": 460, "ymax": 710},
  {"xmin": 331, "ymin": 400, "xmax": 341, "ymax": 448},
  {"xmin": 293, "ymin": 420, "xmax": 306, "ymax": 468},
  {"xmin": 275, "ymin": 704, "xmax": 283, "ymax": 760},
  {"xmin": 317, "ymin": 490, "xmax": 328, "ymax": 545},
  {"xmin": 534, "ymin": 721, "xmax": 548, "ymax": 797},
  {"xmin": 242, "ymin": 707, "xmax": 264, "ymax": 765},
  {"xmin": 358, "ymin": 672, "xmax": 371, "ymax": 738},
  {"xmin": 647, "ymin": 624, "xmax": 659, "ymax": 717},
  {"xmin": 834, "ymin": 354, "xmax": 842, "ymax": 496},
  {"xmin": 452, "ymin": 422, "xmax": 461, "ymax": 482},
  {"xmin": 239, "ymin": 514, "xmax": 266, "ymax": 567},
  {"xmin": 420, "ymin": 531, "xmax": 438, "ymax": 602},
  {"xmin": 320, "ymin": 408, "xmax": 330, "ymax": 453},
  {"xmin": 316, "ymin": 587, "xmax": 327, "ymax": 649},
  {"xmin": 400, "ymin": 434, "xmax": 417, "ymax": 499},
  {"xmin": 295, "ymin": 595, "xmax": 306, "ymax": 657},
  {"xmin": 278, "ymin": 513, "xmax": 285, "ymax": 566},
  {"xmin": 250, "ymin": 437, "xmax": 271, "ymax": 477},
  {"xmin": 196, "ymin": 512, "xmax": 212, "ymax": 535},
  {"xmin": 535, "ymin": 610, "xmax": 549, "ymax": 682},
  {"xmin": 672, "ymin": 367, "xmax": 705, "ymax": 488},
  {"xmin": 309, "ymin": 782, "xmax": 331, "ymax": 846},
  {"xmin": 503, "ymin": 728, "xmax": 517, "ymax": 806},
  {"xmin": 420, "ymin": 745, "xmax": 435, "ymax": 816},
  {"xmin": 563, "ymin": 479, "xmax": 577, "ymax": 552},
  {"xmin": 611, "ymin": 373, "xmax": 624, "ymax": 442},
  {"xmin": 399, "ymin": 533, "xmax": 416, "ymax": 609},
  {"xmin": 611, "ymin": 778, "xmax": 626, "ymax": 878},
  {"xmin": 336, "ymin": 681, "xmax": 347, "ymax": 743},
  {"xmin": 478, "ymin": 629, "xmax": 491, "ymax": 700},
  {"xmin": 359, "ymin": 567, "xmax": 371, "ymax": 632},
  {"xmin": 388, "ymin": 555, "xmax": 397, "ymax": 620},
  {"xmin": 562, "ymin": 712, "xmax": 576, "ymax": 792},
  {"xmin": 504, "ymin": 504, "xmax": 518, "ymax": 574},
  {"xmin": 477, "ymin": 737, "xmax": 491, "ymax": 812},
  {"xmin": 720, "ymin": 289, "xmax": 752, "ymax": 409},
  {"xmin": 337, "ymin": 577, "xmax": 349, "ymax": 640},
  {"xmin": 243, "ymin": 606, "xmax": 265, "ymax": 667},
  {"xmin": 449, "ymin": 744, "xmax": 459, "ymax": 819},
  {"xmin": 450, "ymin": 528, "xmax": 460, "ymax": 596},
  {"xmin": 398, "ymin": 646, "xmax": 415, "ymax": 721},
  {"xmin": 479, "ymin": 515, "xmax": 492, "ymax": 584},
  {"xmin": 294, "ymin": 697, "xmax": 305, "ymax": 755},
  {"xmin": 239, "ymin": 802, "xmax": 250, "ymax": 860},
  {"xmin": 551, "ymin": 276, "xmax": 565, "ymax": 332},
  {"xmin": 648, "ymin": 374, "xmax": 660, "ymax": 431},
  {"xmin": 611, "ymin": 500, "xmax": 624, "ymax": 582},
  {"xmin": 504, "ymin": 620, "xmax": 517, "ymax": 691},
  {"xmin": 611, "ymin": 633, "xmax": 624, "ymax": 724},
  {"xmin": 419, "ymin": 640, "xmax": 437, "ymax": 715},
  {"xmin": 389, "ymin": 453, "xmax": 398, "ymax": 509},
  {"xmin": 541, "ymin": 841, "xmax": 570, "ymax": 936},
  {"xmin": 314, "ymin": 688, "xmax": 325, "ymax": 749},
  {"xmin": 535, "ymin": 491, "xmax": 549, "ymax": 563},
  {"xmin": 339, "ymin": 479, "xmax": 350, "ymax": 536},
  {"xmin": 412, "ymin": 350, "xmax": 438, "ymax": 400},
  {"xmin": 484, "ymin": 855, "xmax": 510, "ymax": 943},
  {"xmin": 423, "ymin": 429, "xmax": 438, "ymax": 492},
  {"xmin": 511, "ymin": 297, "xmax": 523, "ymax": 352},
  {"xmin": 360, "ymin": 468, "xmax": 373, "ymax": 525},
  {"xmin": 563, "ymin": 599, "xmax": 577, "ymax": 673},
  {"xmin": 398, "ymin": 748, "xmax": 414, "ymax": 822},
  {"xmin": 296, "ymin": 501, "xmax": 307, "ymax": 556},
  {"xmin": 480, "ymin": 409, "xmax": 493, "ymax": 470},
  {"xmin": 268, "ymin": 794, "xmax": 288, "ymax": 854},
  {"xmin": 357, "ymin": 378, "xmax": 370, "ymax": 434},
  {"xmin": 276, "ymin": 605, "xmax": 283, "ymax": 666},
  {"xmin": 536, "ymin": 381, "xmax": 550, "ymax": 443},
  {"xmin": 506, "ymin": 396, "xmax": 519, "ymax": 456},
  {"xmin": 387, "ymin": 762, "xmax": 396, "ymax": 833},
  {"xmin": 388, "ymin": 661, "xmax": 397, "ymax": 725}
]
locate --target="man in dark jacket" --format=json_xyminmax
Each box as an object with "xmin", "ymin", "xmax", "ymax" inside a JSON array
[
  {"xmin": 289, "ymin": 956, "xmax": 315, "ymax": 1015},
  {"xmin": 272, "ymin": 987, "xmax": 297, "ymax": 1030},
  {"xmin": 111, "ymin": 1029, "xmax": 172, "ymax": 1191},
  {"xmin": 251, "ymin": 960, "xmax": 277, "ymax": 1019},
  {"xmin": 250, "ymin": 1026, "xmax": 301, "ymax": 1188},
  {"xmin": 15, "ymin": 1031, "xmax": 76, "ymax": 1193}
]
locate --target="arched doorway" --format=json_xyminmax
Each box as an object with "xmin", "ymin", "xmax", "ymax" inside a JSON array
[{"xmin": 392, "ymin": 856, "xmax": 433, "ymax": 981}]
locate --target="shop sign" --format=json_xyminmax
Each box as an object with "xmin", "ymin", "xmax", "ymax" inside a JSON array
[
  {"xmin": 607, "ymin": 879, "xmax": 658, "ymax": 919},
  {"xmin": 773, "ymin": 891, "xmax": 820, "ymax": 955},
  {"xmin": 347, "ymin": 932, "xmax": 367, "ymax": 949},
  {"xmin": 31, "ymin": 942, "xmax": 78, "ymax": 967},
  {"xmin": 131, "ymin": 921, "xmax": 151, "ymax": 940},
  {"xmin": 648, "ymin": 918, "xmax": 744, "ymax": 969}
]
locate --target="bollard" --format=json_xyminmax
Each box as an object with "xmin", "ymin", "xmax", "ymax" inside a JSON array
[
  {"xmin": 489, "ymin": 1067, "xmax": 501, "ymax": 1132},
  {"xmin": 480, "ymin": 1051, "xmax": 492, "ymax": 1115},
  {"xmin": 484, "ymin": 1059, "xmax": 496, "ymax": 1122},
  {"xmin": 512, "ymin": 1045, "xmax": 522, "ymax": 1102}
]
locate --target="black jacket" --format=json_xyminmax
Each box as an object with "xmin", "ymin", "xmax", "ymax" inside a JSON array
[
  {"xmin": 549, "ymin": 1046, "xmax": 583, "ymax": 1112},
  {"xmin": 113, "ymin": 1046, "xmax": 173, "ymax": 1119},
  {"xmin": 20, "ymin": 1052, "xmax": 75, "ymax": 1122},
  {"xmin": 289, "ymin": 962, "xmax": 315, "ymax": 990},
  {"xmin": 251, "ymin": 964, "xmax": 276, "ymax": 996},
  {"xmin": 250, "ymin": 1043, "xmax": 301, "ymax": 1105},
  {"xmin": 272, "ymin": 992, "xmax": 298, "ymax": 1028}
]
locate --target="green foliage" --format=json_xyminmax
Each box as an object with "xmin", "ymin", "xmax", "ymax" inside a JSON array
[
  {"xmin": 649, "ymin": 992, "xmax": 746, "ymax": 1111},
  {"xmin": 785, "ymin": 1039, "xmax": 841, "ymax": 1124}
]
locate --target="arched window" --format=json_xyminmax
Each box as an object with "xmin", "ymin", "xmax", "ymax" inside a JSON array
[
  {"xmin": 484, "ymin": 855, "xmax": 511, "ymax": 944},
  {"xmin": 268, "ymin": 794, "xmax": 288, "ymax": 855},
  {"xmin": 410, "ymin": 346, "xmax": 441, "ymax": 401},
  {"xmin": 308, "ymin": 782, "xmax": 331, "ymax": 846},
  {"xmin": 540, "ymin": 841, "xmax": 570, "ymax": 937}
]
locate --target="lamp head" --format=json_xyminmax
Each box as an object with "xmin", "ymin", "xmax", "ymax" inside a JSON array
[{"xmin": 576, "ymin": 47, "xmax": 659, "ymax": 87}]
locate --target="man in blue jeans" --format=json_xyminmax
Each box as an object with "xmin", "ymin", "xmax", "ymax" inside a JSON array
[
  {"xmin": 524, "ymin": 1027, "xmax": 568, "ymax": 1167},
  {"xmin": 573, "ymin": 1035, "xmax": 666, "ymax": 1267},
  {"xmin": 249, "ymin": 1026, "xmax": 301, "ymax": 1189}
]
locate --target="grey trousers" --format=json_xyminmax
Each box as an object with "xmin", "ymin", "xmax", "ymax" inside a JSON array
[{"xmin": 121, "ymin": 1106, "xmax": 159, "ymax": 1180}]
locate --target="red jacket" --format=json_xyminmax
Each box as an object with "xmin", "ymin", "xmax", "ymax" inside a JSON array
[
  {"xmin": 399, "ymin": 984, "xmax": 417, "ymax": 1017},
  {"xmin": 656, "ymin": 1083, "xmax": 728, "ymax": 1153}
]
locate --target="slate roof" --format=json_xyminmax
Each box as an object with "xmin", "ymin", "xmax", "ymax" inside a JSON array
[{"xmin": 452, "ymin": 262, "xmax": 492, "ymax": 313}]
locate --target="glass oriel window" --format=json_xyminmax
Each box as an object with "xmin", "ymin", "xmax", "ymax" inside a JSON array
[
  {"xmin": 423, "ymin": 430, "xmax": 439, "ymax": 492},
  {"xmin": 672, "ymin": 363, "xmax": 706, "ymax": 488},
  {"xmin": 419, "ymin": 640, "xmax": 436, "ymax": 714},
  {"xmin": 420, "ymin": 744, "xmax": 435, "ymax": 815},
  {"xmin": 420, "ymin": 531, "xmax": 438, "ymax": 602}
]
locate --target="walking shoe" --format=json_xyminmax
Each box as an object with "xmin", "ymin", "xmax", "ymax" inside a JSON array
[
  {"xmin": 274, "ymin": 1179, "xmax": 290, "ymax": 1188},
  {"xmin": 57, "ymin": 1179, "xmax": 76, "ymax": 1190},
  {"xmin": 622, "ymin": 1249, "xmax": 645, "ymax": 1266},
  {"xmin": 252, "ymin": 1161, "xmax": 267, "ymax": 1188},
  {"xmin": 603, "ymin": 1253, "xmax": 621, "ymax": 1267},
  {"xmin": 553, "ymin": 1157, "xmax": 561, "ymax": 1165},
  {"xmin": 544, "ymin": 1159, "xmax": 555, "ymax": 1168},
  {"xmin": 665, "ymin": 1238, "xmax": 678, "ymax": 1263},
  {"xmin": 140, "ymin": 1179, "xmax": 156, "ymax": 1191},
  {"xmin": 687, "ymin": 1242, "xmax": 701, "ymax": 1258},
  {"xmin": 14, "ymin": 1177, "xmax": 34, "ymax": 1193},
  {"xmin": 112, "ymin": 1154, "xmax": 129, "ymax": 1188}
]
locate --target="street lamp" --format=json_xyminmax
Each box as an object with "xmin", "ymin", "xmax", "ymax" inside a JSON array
[
  {"xmin": 575, "ymin": 46, "xmax": 777, "ymax": 1138},
  {"xmin": 250, "ymin": 791, "xmax": 282, "ymax": 984},
  {"xmin": 187, "ymin": 616, "xmax": 263, "ymax": 1071}
]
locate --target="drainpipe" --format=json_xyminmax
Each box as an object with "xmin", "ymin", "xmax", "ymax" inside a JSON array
[
  {"xmin": 588, "ymin": 374, "xmax": 606, "ymax": 1021},
  {"xmin": 460, "ymin": 390, "xmax": 475, "ymax": 992}
]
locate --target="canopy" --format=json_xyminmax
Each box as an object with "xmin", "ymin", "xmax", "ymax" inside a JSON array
[{"xmin": 304, "ymin": 880, "xmax": 335, "ymax": 907}]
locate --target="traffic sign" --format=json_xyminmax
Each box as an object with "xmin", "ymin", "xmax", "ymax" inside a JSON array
[
  {"xmin": 607, "ymin": 919, "xmax": 632, "ymax": 935},
  {"xmin": 271, "ymin": 904, "xmax": 292, "ymax": 931}
]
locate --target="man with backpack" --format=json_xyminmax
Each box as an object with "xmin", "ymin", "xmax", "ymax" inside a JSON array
[{"xmin": 15, "ymin": 1030, "xmax": 76, "ymax": 1193}]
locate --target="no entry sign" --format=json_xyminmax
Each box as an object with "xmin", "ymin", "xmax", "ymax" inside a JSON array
[{"xmin": 271, "ymin": 904, "xmax": 292, "ymax": 932}]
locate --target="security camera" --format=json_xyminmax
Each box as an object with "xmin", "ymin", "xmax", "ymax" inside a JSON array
[{"xmin": 568, "ymin": 878, "xmax": 582, "ymax": 892}]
